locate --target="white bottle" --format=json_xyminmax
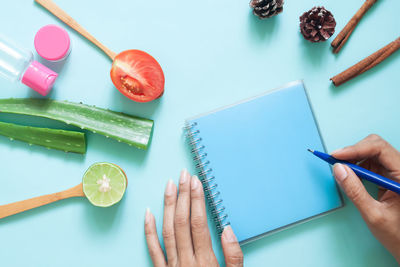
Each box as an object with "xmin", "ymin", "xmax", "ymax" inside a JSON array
[{"xmin": 0, "ymin": 35, "xmax": 58, "ymax": 96}]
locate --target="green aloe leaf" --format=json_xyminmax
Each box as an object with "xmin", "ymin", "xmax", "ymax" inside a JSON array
[
  {"xmin": 0, "ymin": 121, "xmax": 86, "ymax": 154},
  {"xmin": 0, "ymin": 98, "xmax": 154, "ymax": 150}
]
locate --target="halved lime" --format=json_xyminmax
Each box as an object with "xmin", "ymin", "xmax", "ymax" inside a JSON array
[{"xmin": 82, "ymin": 162, "xmax": 127, "ymax": 207}]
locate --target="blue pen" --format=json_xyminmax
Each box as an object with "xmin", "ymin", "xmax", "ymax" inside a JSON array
[{"xmin": 308, "ymin": 149, "xmax": 400, "ymax": 194}]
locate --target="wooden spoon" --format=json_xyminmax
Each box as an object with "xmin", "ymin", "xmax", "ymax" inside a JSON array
[
  {"xmin": 0, "ymin": 163, "xmax": 127, "ymax": 219},
  {"xmin": 0, "ymin": 184, "xmax": 84, "ymax": 219},
  {"xmin": 35, "ymin": 0, "xmax": 165, "ymax": 103}
]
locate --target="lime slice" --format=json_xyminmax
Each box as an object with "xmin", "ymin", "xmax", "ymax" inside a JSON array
[{"xmin": 82, "ymin": 162, "xmax": 127, "ymax": 207}]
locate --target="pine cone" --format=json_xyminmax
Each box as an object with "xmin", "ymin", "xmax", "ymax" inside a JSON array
[
  {"xmin": 300, "ymin": 6, "xmax": 336, "ymax": 43},
  {"xmin": 250, "ymin": 0, "xmax": 284, "ymax": 19}
]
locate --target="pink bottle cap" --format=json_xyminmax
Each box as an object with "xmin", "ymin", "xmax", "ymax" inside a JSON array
[
  {"xmin": 34, "ymin": 25, "xmax": 71, "ymax": 61},
  {"xmin": 21, "ymin": 61, "xmax": 58, "ymax": 96}
]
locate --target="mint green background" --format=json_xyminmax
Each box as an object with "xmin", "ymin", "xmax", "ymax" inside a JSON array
[{"xmin": 0, "ymin": 0, "xmax": 399, "ymax": 266}]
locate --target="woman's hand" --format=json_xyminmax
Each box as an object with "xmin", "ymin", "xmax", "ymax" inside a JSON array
[
  {"xmin": 145, "ymin": 169, "xmax": 244, "ymax": 267},
  {"xmin": 332, "ymin": 134, "xmax": 400, "ymax": 262}
]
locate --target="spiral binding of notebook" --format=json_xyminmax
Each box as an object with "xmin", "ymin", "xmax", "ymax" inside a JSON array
[{"xmin": 185, "ymin": 122, "xmax": 230, "ymax": 235}]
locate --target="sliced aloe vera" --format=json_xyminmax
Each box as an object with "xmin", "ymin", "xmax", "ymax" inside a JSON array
[
  {"xmin": 0, "ymin": 98, "xmax": 153, "ymax": 150},
  {"xmin": 0, "ymin": 121, "xmax": 86, "ymax": 154}
]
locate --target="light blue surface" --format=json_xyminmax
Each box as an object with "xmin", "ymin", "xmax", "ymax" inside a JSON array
[
  {"xmin": 188, "ymin": 81, "xmax": 343, "ymax": 244},
  {"xmin": 0, "ymin": 0, "xmax": 399, "ymax": 266}
]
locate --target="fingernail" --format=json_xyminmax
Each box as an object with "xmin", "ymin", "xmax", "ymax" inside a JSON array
[
  {"xmin": 180, "ymin": 168, "xmax": 188, "ymax": 184},
  {"xmin": 145, "ymin": 208, "xmax": 151, "ymax": 224},
  {"xmin": 331, "ymin": 148, "xmax": 344, "ymax": 155},
  {"xmin": 191, "ymin": 175, "xmax": 199, "ymax": 190},
  {"xmin": 165, "ymin": 179, "xmax": 174, "ymax": 196},
  {"xmin": 222, "ymin": 225, "xmax": 237, "ymax": 243},
  {"xmin": 333, "ymin": 163, "xmax": 348, "ymax": 183}
]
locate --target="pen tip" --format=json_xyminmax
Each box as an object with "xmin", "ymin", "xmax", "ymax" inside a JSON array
[{"xmin": 307, "ymin": 149, "xmax": 314, "ymax": 153}]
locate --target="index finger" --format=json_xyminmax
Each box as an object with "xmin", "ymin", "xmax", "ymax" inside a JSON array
[{"xmin": 332, "ymin": 134, "xmax": 400, "ymax": 170}]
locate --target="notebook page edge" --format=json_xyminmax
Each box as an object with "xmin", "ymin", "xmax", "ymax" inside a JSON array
[
  {"xmin": 239, "ymin": 203, "xmax": 344, "ymax": 246},
  {"xmin": 185, "ymin": 80, "xmax": 304, "ymax": 123}
]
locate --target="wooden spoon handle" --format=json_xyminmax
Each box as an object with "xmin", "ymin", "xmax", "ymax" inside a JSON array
[
  {"xmin": 35, "ymin": 0, "xmax": 117, "ymax": 60},
  {"xmin": 0, "ymin": 183, "xmax": 85, "ymax": 219}
]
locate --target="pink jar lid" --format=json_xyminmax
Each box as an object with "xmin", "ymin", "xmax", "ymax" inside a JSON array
[
  {"xmin": 21, "ymin": 61, "xmax": 58, "ymax": 96},
  {"xmin": 34, "ymin": 25, "xmax": 70, "ymax": 61}
]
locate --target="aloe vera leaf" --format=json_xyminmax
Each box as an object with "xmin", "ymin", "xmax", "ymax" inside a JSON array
[
  {"xmin": 0, "ymin": 121, "xmax": 86, "ymax": 154},
  {"xmin": 0, "ymin": 99, "xmax": 153, "ymax": 150}
]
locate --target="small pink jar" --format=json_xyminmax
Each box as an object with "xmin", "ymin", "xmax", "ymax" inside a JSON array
[{"xmin": 34, "ymin": 24, "xmax": 71, "ymax": 62}]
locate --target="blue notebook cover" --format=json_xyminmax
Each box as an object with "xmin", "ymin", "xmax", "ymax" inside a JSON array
[{"xmin": 185, "ymin": 81, "xmax": 344, "ymax": 245}]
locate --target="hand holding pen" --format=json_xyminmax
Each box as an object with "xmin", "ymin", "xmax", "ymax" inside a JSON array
[{"xmin": 324, "ymin": 135, "xmax": 400, "ymax": 263}]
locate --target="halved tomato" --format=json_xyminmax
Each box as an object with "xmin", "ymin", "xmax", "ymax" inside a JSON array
[{"xmin": 110, "ymin": 50, "xmax": 165, "ymax": 103}]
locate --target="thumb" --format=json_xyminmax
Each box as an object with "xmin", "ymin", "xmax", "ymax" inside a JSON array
[
  {"xmin": 221, "ymin": 225, "xmax": 243, "ymax": 267},
  {"xmin": 333, "ymin": 163, "xmax": 379, "ymax": 216}
]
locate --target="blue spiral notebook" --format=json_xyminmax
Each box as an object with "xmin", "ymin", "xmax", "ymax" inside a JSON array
[{"xmin": 185, "ymin": 81, "xmax": 344, "ymax": 245}]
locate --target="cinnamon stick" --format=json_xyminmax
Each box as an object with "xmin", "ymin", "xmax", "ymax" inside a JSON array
[
  {"xmin": 331, "ymin": 0, "xmax": 377, "ymax": 54},
  {"xmin": 330, "ymin": 37, "xmax": 400, "ymax": 86}
]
